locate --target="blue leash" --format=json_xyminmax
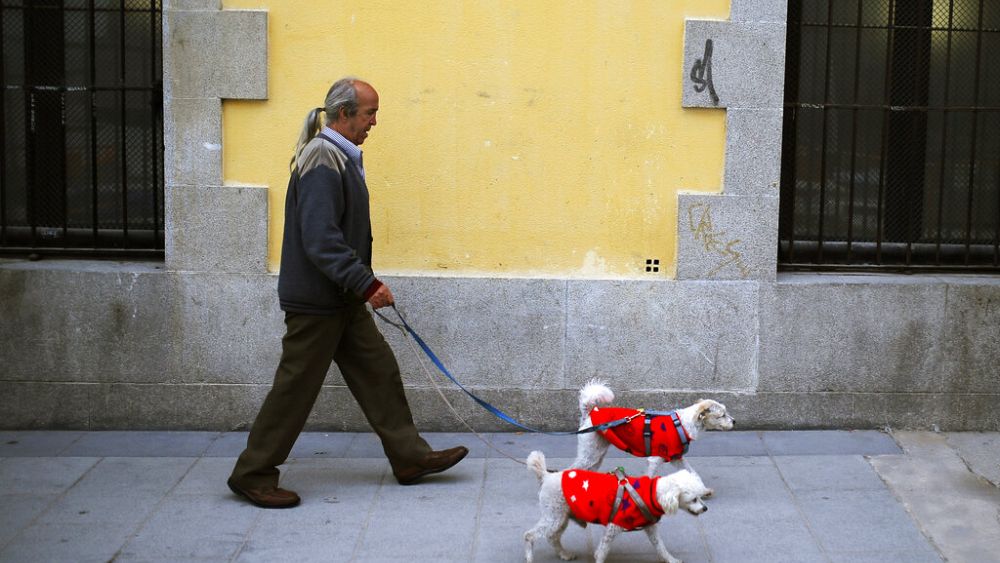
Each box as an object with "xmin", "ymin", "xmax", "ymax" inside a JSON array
[{"xmin": 374, "ymin": 304, "xmax": 638, "ymax": 436}]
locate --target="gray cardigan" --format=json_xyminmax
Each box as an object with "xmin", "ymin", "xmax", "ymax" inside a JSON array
[{"xmin": 277, "ymin": 135, "xmax": 377, "ymax": 314}]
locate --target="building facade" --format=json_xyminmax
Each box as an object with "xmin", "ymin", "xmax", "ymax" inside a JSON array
[{"xmin": 1, "ymin": 0, "xmax": 997, "ymax": 430}]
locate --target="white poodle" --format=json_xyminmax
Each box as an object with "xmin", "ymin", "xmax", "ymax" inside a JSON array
[
  {"xmin": 571, "ymin": 380, "xmax": 734, "ymax": 489},
  {"xmin": 524, "ymin": 450, "xmax": 709, "ymax": 563}
]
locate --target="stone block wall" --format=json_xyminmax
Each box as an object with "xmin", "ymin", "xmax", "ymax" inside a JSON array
[
  {"xmin": 2, "ymin": 260, "xmax": 998, "ymax": 431},
  {"xmin": 1, "ymin": 0, "xmax": 998, "ymax": 432}
]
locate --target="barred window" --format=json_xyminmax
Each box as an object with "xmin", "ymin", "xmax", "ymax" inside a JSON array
[
  {"xmin": 1, "ymin": 0, "xmax": 163, "ymax": 257},
  {"xmin": 780, "ymin": 0, "xmax": 1000, "ymax": 271}
]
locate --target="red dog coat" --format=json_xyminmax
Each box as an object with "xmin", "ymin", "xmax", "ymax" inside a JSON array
[
  {"xmin": 589, "ymin": 407, "xmax": 690, "ymax": 461},
  {"xmin": 562, "ymin": 469, "xmax": 664, "ymax": 531}
]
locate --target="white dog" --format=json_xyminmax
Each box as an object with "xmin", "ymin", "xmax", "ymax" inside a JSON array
[
  {"xmin": 571, "ymin": 381, "xmax": 734, "ymax": 488},
  {"xmin": 524, "ymin": 450, "xmax": 709, "ymax": 563}
]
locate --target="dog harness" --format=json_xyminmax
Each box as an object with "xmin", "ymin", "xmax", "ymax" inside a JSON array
[
  {"xmin": 589, "ymin": 407, "xmax": 690, "ymax": 461},
  {"xmin": 562, "ymin": 468, "xmax": 664, "ymax": 531}
]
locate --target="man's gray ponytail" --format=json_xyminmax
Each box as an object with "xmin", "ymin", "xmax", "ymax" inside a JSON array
[{"xmin": 290, "ymin": 77, "xmax": 361, "ymax": 171}]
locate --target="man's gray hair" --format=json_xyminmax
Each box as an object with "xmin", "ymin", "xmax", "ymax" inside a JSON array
[
  {"xmin": 323, "ymin": 77, "xmax": 360, "ymax": 121},
  {"xmin": 290, "ymin": 76, "xmax": 363, "ymax": 171}
]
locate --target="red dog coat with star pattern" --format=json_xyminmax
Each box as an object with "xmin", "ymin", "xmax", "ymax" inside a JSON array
[
  {"xmin": 589, "ymin": 407, "xmax": 689, "ymax": 460},
  {"xmin": 562, "ymin": 469, "xmax": 664, "ymax": 530}
]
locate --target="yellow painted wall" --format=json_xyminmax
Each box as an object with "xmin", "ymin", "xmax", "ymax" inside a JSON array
[{"xmin": 222, "ymin": 0, "xmax": 728, "ymax": 278}]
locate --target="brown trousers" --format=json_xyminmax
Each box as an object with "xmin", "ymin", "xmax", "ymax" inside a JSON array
[{"xmin": 230, "ymin": 304, "xmax": 430, "ymax": 488}]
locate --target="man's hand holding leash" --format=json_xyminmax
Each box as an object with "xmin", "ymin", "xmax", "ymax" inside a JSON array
[{"xmin": 367, "ymin": 284, "xmax": 395, "ymax": 309}]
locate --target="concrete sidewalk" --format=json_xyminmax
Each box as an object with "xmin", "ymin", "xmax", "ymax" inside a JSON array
[{"xmin": 1, "ymin": 430, "xmax": 998, "ymax": 562}]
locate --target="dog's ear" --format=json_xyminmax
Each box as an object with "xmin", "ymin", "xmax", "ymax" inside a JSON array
[
  {"xmin": 659, "ymin": 482, "xmax": 680, "ymax": 515},
  {"xmin": 695, "ymin": 400, "xmax": 713, "ymax": 421}
]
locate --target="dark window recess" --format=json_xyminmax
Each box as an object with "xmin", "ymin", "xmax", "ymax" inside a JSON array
[
  {"xmin": 645, "ymin": 258, "xmax": 660, "ymax": 273},
  {"xmin": 780, "ymin": 0, "xmax": 1000, "ymax": 271},
  {"xmin": 1, "ymin": 0, "xmax": 163, "ymax": 257}
]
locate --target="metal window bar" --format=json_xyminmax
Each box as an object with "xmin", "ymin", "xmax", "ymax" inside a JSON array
[
  {"xmin": 0, "ymin": 3, "xmax": 7, "ymax": 247},
  {"xmin": 815, "ymin": 0, "xmax": 835, "ymax": 264},
  {"xmin": 90, "ymin": 0, "xmax": 99, "ymax": 246},
  {"xmin": 0, "ymin": 0, "xmax": 163, "ymax": 258},
  {"xmin": 876, "ymin": 0, "xmax": 897, "ymax": 265},
  {"xmin": 0, "ymin": 2, "xmax": 7, "ymax": 247},
  {"xmin": 149, "ymin": 0, "xmax": 159, "ymax": 246},
  {"xmin": 779, "ymin": 0, "xmax": 1000, "ymax": 272},
  {"xmin": 934, "ymin": 0, "xmax": 955, "ymax": 265},
  {"xmin": 963, "ymin": 0, "xmax": 985, "ymax": 264},
  {"xmin": 119, "ymin": 0, "xmax": 128, "ymax": 248}
]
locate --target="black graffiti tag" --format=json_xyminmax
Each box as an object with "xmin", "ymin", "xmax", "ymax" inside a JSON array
[{"xmin": 690, "ymin": 39, "xmax": 720, "ymax": 106}]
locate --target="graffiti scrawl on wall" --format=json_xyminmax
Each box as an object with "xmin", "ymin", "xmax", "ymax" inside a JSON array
[
  {"xmin": 687, "ymin": 202, "xmax": 750, "ymax": 278},
  {"xmin": 690, "ymin": 39, "xmax": 719, "ymax": 106}
]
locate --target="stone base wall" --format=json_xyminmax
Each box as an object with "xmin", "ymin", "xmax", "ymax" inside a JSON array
[{"xmin": 2, "ymin": 261, "xmax": 997, "ymax": 431}]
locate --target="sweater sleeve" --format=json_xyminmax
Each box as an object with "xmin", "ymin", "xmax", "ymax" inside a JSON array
[
  {"xmin": 295, "ymin": 165, "xmax": 376, "ymax": 296},
  {"xmin": 363, "ymin": 279, "xmax": 384, "ymax": 301}
]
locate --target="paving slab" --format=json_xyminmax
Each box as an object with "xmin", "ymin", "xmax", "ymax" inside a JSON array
[
  {"xmin": 870, "ymin": 431, "xmax": 1000, "ymax": 563},
  {"xmin": 482, "ymin": 431, "xmax": 581, "ymax": 460},
  {"xmin": 694, "ymin": 456, "xmax": 792, "ymax": 500},
  {"xmin": 827, "ymin": 552, "xmax": 944, "ymax": 563},
  {"xmin": 353, "ymin": 458, "xmax": 486, "ymax": 561},
  {"xmin": 36, "ymin": 458, "xmax": 195, "ymax": 526},
  {"xmin": 797, "ymin": 489, "xmax": 939, "ymax": 554},
  {"xmin": 207, "ymin": 431, "xmax": 361, "ymax": 459},
  {"xmin": 287, "ymin": 432, "xmax": 358, "ymax": 459},
  {"xmin": 0, "ymin": 431, "xmax": 84, "ymax": 456},
  {"xmin": 0, "ymin": 456, "xmax": 98, "ymax": 494},
  {"xmin": 38, "ymin": 487, "xmax": 173, "ymax": 527},
  {"xmin": 280, "ymin": 458, "xmax": 389, "ymax": 503},
  {"xmin": 700, "ymin": 499, "xmax": 825, "ymax": 563},
  {"xmin": 597, "ymin": 512, "xmax": 708, "ymax": 563},
  {"xmin": 773, "ymin": 454, "xmax": 886, "ymax": 491},
  {"xmin": 203, "ymin": 431, "xmax": 255, "ymax": 457},
  {"xmin": 425, "ymin": 431, "xmax": 495, "ymax": 459},
  {"xmin": 62, "ymin": 431, "xmax": 220, "ymax": 457},
  {"xmin": 237, "ymin": 522, "xmax": 360, "ymax": 563},
  {"xmin": 686, "ymin": 430, "xmax": 767, "ymax": 456},
  {"xmin": 173, "ymin": 456, "xmax": 239, "ymax": 495},
  {"xmin": 475, "ymin": 458, "xmax": 547, "ymax": 562},
  {"xmin": 0, "ymin": 494, "xmax": 59, "ymax": 547},
  {"xmin": 0, "ymin": 521, "xmax": 134, "ymax": 563},
  {"xmin": 232, "ymin": 459, "xmax": 387, "ymax": 561},
  {"xmin": 762, "ymin": 430, "xmax": 901, "ymax": 455},
  {"xmin": 945, "ymin": 431, "xmax": 1000, "ymax": 487},
  {"xmin": 117, "ymin": 494, "xmax": 260, "ymax": 561},
  {"xmin": 343, "ymin": 432, "xmax": 395, "ymax": 459},
  {"xmin": 53, "ymin": 457, "xmax": 193, "ymax": 495}
]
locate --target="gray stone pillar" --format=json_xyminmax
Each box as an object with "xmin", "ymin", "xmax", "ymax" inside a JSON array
[
  {"xmin": 677, "ymin": 0, "xmax": 786, "ymax": 281},
  {"xmin": 162, "ymin": 0, "xmax": 269, "ymax": 273}
]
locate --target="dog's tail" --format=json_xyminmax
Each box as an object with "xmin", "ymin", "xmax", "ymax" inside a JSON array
[
  {"xmin": 579, "ymin": 379, "xmax": 615, "ymax": 419},
  {"xmin": 527, "ymin": 450, "xmax": 548, "ymax": 483}
]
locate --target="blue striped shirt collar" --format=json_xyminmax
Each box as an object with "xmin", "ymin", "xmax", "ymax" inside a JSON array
[{"xmin": 320, "ymin": 126, "xmax": 364, "ymax": 172}]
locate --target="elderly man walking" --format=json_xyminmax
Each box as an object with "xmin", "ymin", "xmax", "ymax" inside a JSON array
[{"xmin": 227, "ymin": 77, "xmax": 468, "ymax": 508}]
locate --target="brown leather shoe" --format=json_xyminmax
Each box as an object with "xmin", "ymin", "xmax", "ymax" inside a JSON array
[
  {"xmin": 394, "ymin": 446, "xmax": 470, "ymax": 485},
  {"xmin": 227, "ymin": 478, "xmax": 300, "ymax": 508}
]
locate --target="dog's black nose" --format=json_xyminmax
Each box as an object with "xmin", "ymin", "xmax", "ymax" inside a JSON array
[{"xmin": 702, "ymin": 505, "xmax": 708, "ymax": 512}]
